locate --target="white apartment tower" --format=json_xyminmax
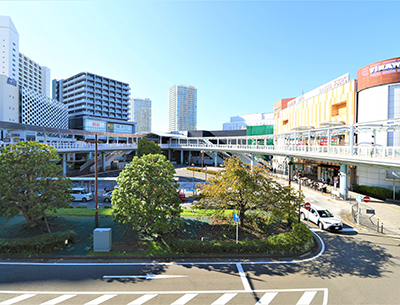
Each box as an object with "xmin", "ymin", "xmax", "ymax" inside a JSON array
[
  {"xmin": 0, "ymin": 16, "xmax": 19, "ymax": 80},
  {"xmin": 168, "ymin": 85, "xmax": 197, "ymax": 132},
  {"xmin": 133, "ymin": 98, "xmax": 151, "ymax": 133},
  {"xmin": 18, "ymin": 53, "xmax": 51, "ymax": 98},
  {"xmin": 0, "ymin": 16, "xmax": 50, "ymax": 97}
]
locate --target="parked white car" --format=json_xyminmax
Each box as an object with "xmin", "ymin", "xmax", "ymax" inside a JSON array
[
  {"xmin": 70, "ymin": 187, "xmax": 93, "ymax": 202},
  {"xmin": 300, "ymin": 203, "xmax": 343, "ymax": 231}
]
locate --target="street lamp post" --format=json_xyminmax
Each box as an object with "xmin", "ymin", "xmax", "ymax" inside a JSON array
[
  {"xmin": 192, "ymin": 163, "xmax": 195, "ymax": 192},
  {"xmin": 94, "ymin": 134, "xmax": 98, "ymax": 228},
  {"xmin": 86, "ymin": 134, "xmax": 99, "ymax": 228}
]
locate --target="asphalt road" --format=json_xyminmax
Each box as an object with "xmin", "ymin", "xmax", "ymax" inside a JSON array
[{"xmin": 0, "ymin": 227, "xmax": 399, "ymax": 305}]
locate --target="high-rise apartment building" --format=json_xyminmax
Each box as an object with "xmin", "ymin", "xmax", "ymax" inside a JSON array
[
  {"xmin": 18, "ymin": 53, "xmax": 50, "ymax": 98},
  {"xmin": 168, "ymin": 85, "xmax": 197, "ymax": 132},
  {"xmin": 1, "ymin": 16, "xmax": 50, "ymax": 98},
  {"xmin": 133, "ymin": 98, "xmax": 151, "ymax": 133},
  {"xmin": 53, "ymin": 72, "xmax": 135, "ymax": 134},
  {"xmin": 0, "ymin": 15, "xmax": 64, "ymax": 131},
  {"xmin": 0, "ymin": 16, "xmax": 19, "ymax": 80}
]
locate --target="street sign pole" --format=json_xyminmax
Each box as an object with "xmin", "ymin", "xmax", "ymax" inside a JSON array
[
  {"xmin": 233, "ymin": 213, "xmax": 239, "ymax": 244},
  {"xmin": 304, "ymin": 202, "xmax": 311, "ymax": 228},
  {"xmin": 236, "ymin": 221, "xmax": 238, "ymax": 245}
]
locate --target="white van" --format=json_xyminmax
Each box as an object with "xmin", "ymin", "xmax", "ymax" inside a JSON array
[{"xmin": 70, "ymin": 188, "xmax": 93, "ymax": 202}]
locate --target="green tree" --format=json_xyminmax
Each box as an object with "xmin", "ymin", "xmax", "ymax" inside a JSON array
[
  {"xmin": 0, "ymin": 141, "xmax": 74, "ymax": 228},
  {"xmin": 112, "ymin": 154, "xmax": 182, "ymax": 240},
  {"xmin": 137, "ymin": 137, "xmax": 162, "ymax": 157},
  {"xmin": 198, "ymin": 157, "xmax": 304, "ymax": 227}
]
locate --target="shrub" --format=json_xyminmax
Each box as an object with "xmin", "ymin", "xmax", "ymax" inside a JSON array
[
  {"xmin": 162, "ymin": 222, "xmax": 313, "ymax": 255},
  {"xmin": 0, "ymin": 230, "xmax": 77, "ymax": 255},
  {"xmin": 187, "ymin": 167, "xmax": 219, "ymax": 176},
  {"xmin": 353, "ymin": 184, "xmax": 398, "ymax": 200}
]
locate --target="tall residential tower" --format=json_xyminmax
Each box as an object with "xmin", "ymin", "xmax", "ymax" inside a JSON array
[
  {"xmin": 168, "ymin": 85, "xmax": 197, "ymax": 132},
  {"xmin": 133, "ymin": 98, "xmax": 151, "ymax": 133}
]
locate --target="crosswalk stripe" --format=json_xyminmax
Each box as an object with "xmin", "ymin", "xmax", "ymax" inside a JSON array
[
  {"xmin": 296, "ymin": 291, "xmax": 317, "ymax": 305},
  {"xmin": 256, "ymin": 292, "xmax": 278, "ymax": 304},
  {"xmin": 126, "ymin": 294, "xmax": 157, "ymax": 305},
  {"xmin": 40, "ymin": 294, "xmax": 77, "ymax": 305},
  {"xmin": 170, "ymin": 293, "xmax": 198, "ymax": 305},
  {"xmin": 211, "ymin": 293, "xmax": 237, "ymax": 305},
  {"xmin": 83, "ymin": 294, "xmax": 117, "ymax": 305},
  {"xmin": 0, "ymin": 294, "xmax": 36, "ymax": 305}
]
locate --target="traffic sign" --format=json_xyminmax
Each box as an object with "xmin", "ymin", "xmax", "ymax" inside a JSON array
[
  {"xmin": 363, "ymin": 196, "xmax": 370, "ymax": 203},
  {"xmin": 304, "ymin": 202, "xmax": 311, "ymax": 210},
  {"xmin": 334, "ymin": 176, "xmax": 339, "ymax": 182},
  {"xmin": 233, "ymin": 213, "xmax": 239, "ymax": 223}
]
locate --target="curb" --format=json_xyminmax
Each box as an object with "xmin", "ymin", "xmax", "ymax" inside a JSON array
[{"xmin": 0, "ymin": 235, "xmax": 320, "ymax": 263}]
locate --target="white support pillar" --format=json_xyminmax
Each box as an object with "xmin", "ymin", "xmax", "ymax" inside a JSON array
[
  {"xmin": 101, "ymin": 152, "xmax": 106, "ymax": 172},
  {"xmin": 340, "ymin": 164, "xmax": 348, "ymax": 200},
  {"xmin": 62, "ymin": 153, "xmax": 67, "ymax": 176},
  {"xmin": 349, "ymin": 125, "xmax": 355, "ymax": 156},
  {"xmin": 251, "ymin": 154, "xmax": 254, "ymax": 169},
  {"xmin": 327, "ymin": 128, "xmax": 331, "ymax": 154}
]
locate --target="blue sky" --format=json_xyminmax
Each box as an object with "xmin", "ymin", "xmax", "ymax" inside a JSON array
[{"xmin": 2, "ymin": 0, "xmax": 399, "ymax": 131}]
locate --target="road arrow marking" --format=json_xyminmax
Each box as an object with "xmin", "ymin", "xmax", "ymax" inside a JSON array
[{"xmin": 103, "ymin": 274, "xmax": 187, "ymax": 280}]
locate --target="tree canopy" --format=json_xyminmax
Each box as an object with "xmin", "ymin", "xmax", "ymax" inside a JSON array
[
  {"xmin": 112, "ymin": 154, "xmax": 182, "ymax": 240},
  {"xmin": 137, "ymin": 137, "xmax": 162, "ymax": 157},
  {"xmin": 198, "ymin": 157, "xmax": 304, "ymax": 226},
  {"xmin": 0, "ymin": 141, "xmax": 74, "ymax": 228}
]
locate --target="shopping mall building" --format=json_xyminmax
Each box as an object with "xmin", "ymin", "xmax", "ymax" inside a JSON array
[{"xmin": 273, "ymin": 57, "xmax": 400, "ymax": 190}]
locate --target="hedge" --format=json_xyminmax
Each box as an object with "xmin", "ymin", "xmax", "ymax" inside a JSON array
[
  {"xmin": 187, "ymin": 167, "xmax": 220, "ymax": 176},
  {"xmin": 163, "ymin": 222, "xmax": 313, "ymax": 255},
  {"xmin": 353, "ymin": 184, "xmax": 398, "ymax": 200},
  {"xmin": 0, "ymin": 230, "xmax": 77, "ymax": 255}
]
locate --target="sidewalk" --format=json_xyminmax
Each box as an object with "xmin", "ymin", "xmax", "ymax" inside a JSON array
[{"xmin": 274, "ymin": 173, "xmax": 400, "ymax": 236}]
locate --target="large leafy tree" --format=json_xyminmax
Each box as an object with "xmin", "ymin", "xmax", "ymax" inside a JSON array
[
  {"xmin": 0, "ymin": 141, "xmax": 74, "ymax": 228},
  {"xmin": 198, "ymin": 157, "xmax": 304, "ymax": 227},
  {"xmin": 137, "ymin": 137, "xmax": 162, "ymax": 157},
  {"xmin": 112, "ymin": 154, "xmax": 182, "ymax": 240}
]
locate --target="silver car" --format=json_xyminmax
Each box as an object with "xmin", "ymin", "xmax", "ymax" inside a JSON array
[{"xmin": 101, "ymin": 191, "xmax": 112, "ymax": 203}]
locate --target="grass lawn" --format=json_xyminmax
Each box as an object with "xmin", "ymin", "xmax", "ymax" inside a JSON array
[{"xmin": 45, "ymin": 207, "xmax": 234, "ymax": 217}]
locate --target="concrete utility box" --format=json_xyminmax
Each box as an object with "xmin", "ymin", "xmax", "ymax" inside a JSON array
[{"xmin": 93, "ymin": 228, "xmax": 112, "ymax": 252}]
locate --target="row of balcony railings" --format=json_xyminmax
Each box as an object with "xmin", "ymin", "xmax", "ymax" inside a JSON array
[
  {"xmin": 63, "ymin": 86, "xmax": 127, "ymax": 98},
  {"xmin": 62, "ymin": 76, "xmax": 130, "ymax": 91}
]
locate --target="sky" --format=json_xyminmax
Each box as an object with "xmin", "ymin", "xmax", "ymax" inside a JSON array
[{"xmin": 1, "ymin": 0, "xmax": 399, "ymax": 132}]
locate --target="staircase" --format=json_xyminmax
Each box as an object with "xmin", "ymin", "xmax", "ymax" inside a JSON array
[{"xmin": 79, "ymin": 150, "xmax": 131, "ymax": 172}]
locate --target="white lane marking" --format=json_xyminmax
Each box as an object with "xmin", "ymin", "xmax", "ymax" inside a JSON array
[
  {"xmin": 236, "ymin": 263, "xmax": 251, "ymax": 291},
  {"xmin": 83, "ymin": 294, "xmax": 117, "ymax": 305},
  {"xmin": 296, "ymin": 291, "xmax": 317, "ymax": 305},
  {"xmin": 40, "ymin": 294, "xmax": 77, "ymax": 305},
  {"xmin": 171, "ymin": 293, "xmax": 198, "ymax": 305},
  {"xmin": 256, "ymin": 292, "xmax": 278, "ymax": 304},
  {"xmin": 103, "ymin": 274, "xmax": 187, "ymax": 280},
  {"xmin": 0, "ymin": 294, "xmax": 36, "ymax": 305},
  {"xmin": 126, "ymin": 294, "xmax": 157, "ymax": 305},
  {"xmin": 211, "ymin": 293, "xmax": 237, "ymax": 305},
  {"xmin": 0, "ymin": 289, "xmax": 327, "ymax": 295}
]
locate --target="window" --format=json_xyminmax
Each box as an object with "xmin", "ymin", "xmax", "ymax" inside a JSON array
[{"xmin": 332, "ymin": 101, "xmax": 347, "ymax": 116}]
